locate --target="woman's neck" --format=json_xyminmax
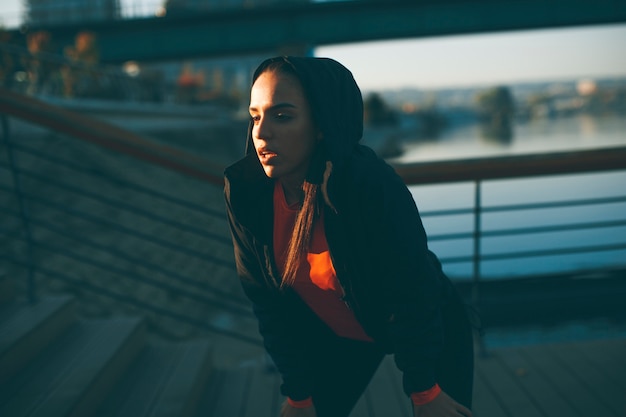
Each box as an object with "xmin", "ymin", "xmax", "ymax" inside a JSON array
[{"xmin": 280, "ymin": 180, "xmax": 304, "ymax": 206}]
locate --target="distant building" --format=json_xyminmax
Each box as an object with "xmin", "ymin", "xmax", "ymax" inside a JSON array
[
  {"xmin": 577, "ymin": 79, "xmax": 598, "ymax": 96},
  {"xmin": 24, "ymin": 0, "xmax": 312, "ymax": 105},
  {"xmin": 26, "ymin": 0, "xmax": 120, "ymax": 26},
  {"xmin": 156, "ymin": 0, "xmax": 311, "ymax": 105}
]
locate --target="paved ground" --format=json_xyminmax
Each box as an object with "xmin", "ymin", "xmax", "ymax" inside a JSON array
[{"xmin": 198, "ymin": 336, "xmax": 626, "ymax": 417}]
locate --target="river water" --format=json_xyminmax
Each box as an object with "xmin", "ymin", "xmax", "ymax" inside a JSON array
[
  {"xmin": 387, "ymin": 114, "xmax": 626, "ymax": 280},
  {"xmin": 393, "ymin": 113, "xmax": 626, "ymax": 163},
  {"xmin": 392, "ymin": 114, "xmax": 626, "ymax": 346}
]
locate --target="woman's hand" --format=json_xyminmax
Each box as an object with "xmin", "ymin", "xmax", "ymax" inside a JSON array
[
  {"xmin": 279, "ymin": 400, "xmax": 318, "ymax": 417},
  {"xmin": 413, "ymin": 390, "xmax": 472, "ymax": 417}
]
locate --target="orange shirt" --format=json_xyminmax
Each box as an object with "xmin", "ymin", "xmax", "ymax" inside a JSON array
[{"xmin": 273, "ymin": 182, "xmax": 372, "ymax": 342}]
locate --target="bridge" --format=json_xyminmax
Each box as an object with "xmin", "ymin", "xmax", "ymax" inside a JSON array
[{"xmin": 7, "ymin": 0, "xmax": 626, "ymax": 63}]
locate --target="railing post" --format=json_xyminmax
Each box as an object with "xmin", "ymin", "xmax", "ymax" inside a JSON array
[
  {"xmin": 472, "ymin": 179, "xmax": 488, "ymax": 356},
  {"xmin": 1, "ymin": 114, "xmax": 37, "ymax": 304},
  {"xmin": 472, "ymin": 180, "xmax": 481, "ymax": 303}
]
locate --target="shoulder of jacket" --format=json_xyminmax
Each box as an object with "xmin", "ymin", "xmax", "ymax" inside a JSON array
[
  {"xmin": 343, "ymin": 145, "xmax": 403, "ymax": 191},
  {"xmin": 325, "ymin": 145, "xmax": 404, "ymax": 215}
]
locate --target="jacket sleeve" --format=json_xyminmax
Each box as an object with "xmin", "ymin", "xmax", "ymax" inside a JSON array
[
  {"xmin": 362, "ymin": 165, "xmax": 446, "ymax": 395},
  {"xmin": 224, "ymin": 182, "xmax": 314, "ymax": 401}
]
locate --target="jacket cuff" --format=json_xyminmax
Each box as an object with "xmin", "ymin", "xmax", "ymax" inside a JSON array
[
  {"xmin": 411, "ymin": 384, "xmax": 441, "ymax": 405},
  {"xmin": 287, "ymin": 397, "xmax": 314, "ymax": 408},
  {"xmin": 280, "ymin": 379, "xmax": 313, "ymax": 403}
]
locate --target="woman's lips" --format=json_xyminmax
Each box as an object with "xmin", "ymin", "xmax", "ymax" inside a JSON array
[{"xmin": 258, "ymin": 149, "xmax": 278, "ymax": 163}]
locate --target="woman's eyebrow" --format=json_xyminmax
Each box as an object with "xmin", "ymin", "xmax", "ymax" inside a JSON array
[{"xmin": 249, "ymin": 102, "xmax": 297, "ymax": 112}]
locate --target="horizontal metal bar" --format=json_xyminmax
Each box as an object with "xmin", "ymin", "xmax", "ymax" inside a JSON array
[
  {"xmin": 482, "ymin": 243, "xmax": 626, "ymax": 262},
  {"xmin": 425, "ymin": 220, "xmax": 626, "ymax": 243},
  {"xmin": 418, "ymin": 195, "xmax": 626, "ymax": 220},
  {"xmin": 428, "ymin": 232, "xmax": 474, "ymax": 242},
  {"xmin": 481, "ymin": 195, "xmax": 626, "ymax": 214},
  {"xmin": 420, "ymin": 207, "xmax": 475, "ymax": 218},
  {"xmin": 7, "ymin": 141, "xmax": 225, "ymax": 218},
  {"xmin": 2, "ymin": 237, "xmax": 252, "ymax": 317},
  {"xmin": 0, "ymin": 164, "xmax": 232, "ymax": 246},
  {"xmin": 0, "ymin": 205, "xmax": 247, "ymax": 306},
  {"xmin": 439, "ymin": 255, "xmax": 475, "ymax": 265},
  {"xmin": 481, "ymin": 219, "xmax": 626, "ymax": 238},
  {"xmin": 6, "ymin": 257, "xmax": 262, "ymax": 346},
  {"xmin": 0, "ymin": 184, "xmax": 235, "ymax": 270},
  {"xmin": 429, "ymin": 219, "xmax": 626, "ymax": 242},
  {"xmin": 439, "ymin": 241, "xmax": 626, "ymax": 265}
]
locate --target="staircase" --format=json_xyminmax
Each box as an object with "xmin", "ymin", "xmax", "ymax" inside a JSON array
[
  {"xmin": 0, "ymin": 268, "xmax": 411, "ymax": 417},
  {"xmin": 0, "ymin": 271, "xmax": 244, "ymax": 417}
]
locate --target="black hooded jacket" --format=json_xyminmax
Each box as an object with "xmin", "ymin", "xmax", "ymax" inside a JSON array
[{"xmin": 224, "ymin": 56, "xmax": 455, "ymax": 400}]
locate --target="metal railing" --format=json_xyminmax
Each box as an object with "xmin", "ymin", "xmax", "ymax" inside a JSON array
[
  {"xmin": 2, "ymin": 88, "xmax": 626, "ymax": 343},
  {"xmin": 393, "ymin": 149, "xmax": 626, "ymax": 321},
  {"xmin": 1, "ymin": 88, "xmax": 259, "ymax": 344},
  {"xmin": 393, "ymin": 150, "xmax": 626, "ymax": 271}
]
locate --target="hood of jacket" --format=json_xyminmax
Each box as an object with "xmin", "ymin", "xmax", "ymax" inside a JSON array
[{"xmin": 244, "ymin": 56, "xmax": 364, "ymax": 184}]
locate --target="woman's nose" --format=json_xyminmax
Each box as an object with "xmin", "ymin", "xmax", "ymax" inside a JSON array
[{"xmin": 254, "ymin": 117, "xmax": 271, "ymax": 140}]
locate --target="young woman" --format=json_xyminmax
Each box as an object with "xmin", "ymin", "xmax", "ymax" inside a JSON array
[{"xmin": 224, "ymin": 56, "xmax": 474, "ymax": 417}]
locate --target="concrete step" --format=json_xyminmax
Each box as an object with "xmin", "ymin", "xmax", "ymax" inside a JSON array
[
  {"xmin": 0, "ymin": 295, "xmax": 76, "ymax": 385},
  {"xmin": 95, "ymin": 338, "xmax": 213, "ymax": 417},
  {"xmin": 195, "ymin": 364, "xmax": 281, "ymax": 417},
  {"xmin": 0, "ymin": 316, "xmax": 146, "ymax": 417}
]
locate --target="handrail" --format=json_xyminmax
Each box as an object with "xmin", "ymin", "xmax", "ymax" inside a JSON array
[
  {"xmin": 5, "ymin": 140, "xmax": 226, "ymax": 218},
  {"xmin": 1, "ymin": 89, "xmax": 262, "ymax": 343},
  {"xmin": 392, "ymin": 146, "xmax": 626, "ymax": 184},
  {"xmin": 0, "ymin": 87, "xmax": 226, "ymax": 186},
  {"xmin": 4, "ymin": 86, "xmax": 626, "ymax": 188}
]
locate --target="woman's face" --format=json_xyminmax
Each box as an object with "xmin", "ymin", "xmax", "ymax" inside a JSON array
[{"xmin": 249, "ymin": 70, "xmax": 318, "ymax": 186}]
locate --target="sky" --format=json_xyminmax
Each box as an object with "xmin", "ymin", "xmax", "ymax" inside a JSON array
[
  {"xmin": 1, "ymin": 1, "xmax": 625, "ymax": 91},
  {"xmin": 316, "ymin": 23, "xmax": 626, "ymax": 91}
]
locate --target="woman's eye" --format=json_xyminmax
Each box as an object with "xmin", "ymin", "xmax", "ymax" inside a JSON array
[
  {"xmin": 250, "ymin": 113, "xmax": 291, "ymax": 124},
  {"xmin": 275, "ymin": 113, "xmax": 291, "ymax": 121}
]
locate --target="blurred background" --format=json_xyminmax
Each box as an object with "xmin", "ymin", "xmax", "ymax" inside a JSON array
[
  {"xmin": 1, "ymin": 2, "xmax": 626, "ymax": 415},
  {"xmin": 1, "ymin": 1, "xmax": 625, "ymax": 157}
]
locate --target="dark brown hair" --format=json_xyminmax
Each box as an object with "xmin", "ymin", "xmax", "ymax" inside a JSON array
[{"xmin": 253, "ymin": 58, "xmax": 321, "ymax": 289}]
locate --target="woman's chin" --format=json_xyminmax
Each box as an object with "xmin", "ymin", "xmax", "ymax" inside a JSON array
[{"xmin": 262, "ymin": 166, "xmax": 280, "ymax": 179}]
